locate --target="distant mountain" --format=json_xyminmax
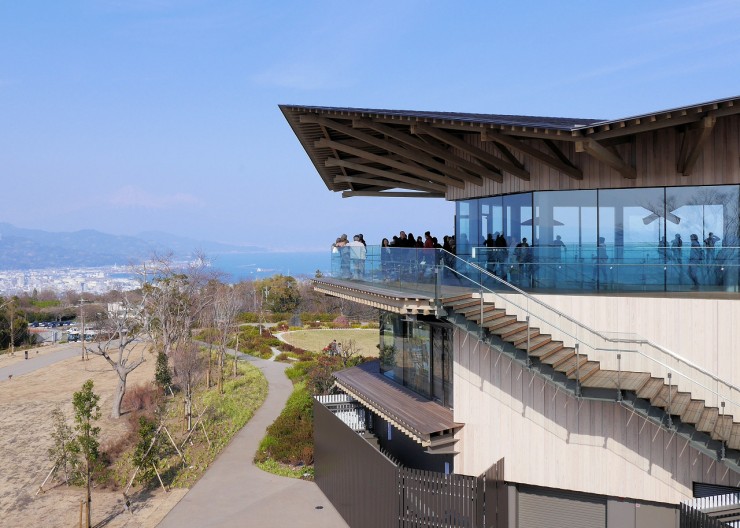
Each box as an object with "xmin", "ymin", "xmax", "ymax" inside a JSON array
[{"xmin": 0, "ymin": 223, "xmax": 264, "ymax": 270}]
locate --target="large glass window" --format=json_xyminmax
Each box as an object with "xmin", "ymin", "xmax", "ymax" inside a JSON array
[
  {"xmin": 454, "ymin": 184, "xmax": 740, "ymax": 293},
  {"xmin": 533, "ymin": 190, "xmax": 597, "ymax": 288},
  {"xmin": 456, "ymin": 200, "xmax": 479, "ymax": 257},
  {"xmin": 666, "ymin": 185, "xmax": 740, "ymax": 291},
  {"xmin": 379, "ymin": 313, "xmax": 454, "ymax": 407}
]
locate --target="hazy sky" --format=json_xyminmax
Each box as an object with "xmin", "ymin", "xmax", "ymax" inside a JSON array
[{"xmin": 2, "ymin": 1, "xmax": 740, "ymax": 251}]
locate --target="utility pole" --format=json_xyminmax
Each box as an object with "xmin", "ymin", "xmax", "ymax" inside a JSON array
[{"xmin": 78, "ymin": 293, "xmax": 88, "ymax": 361}]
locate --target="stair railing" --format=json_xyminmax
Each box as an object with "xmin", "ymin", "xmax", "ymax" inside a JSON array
[{"xmin": 435, "ymin": 249, "xmax": 740, "ymax": 425}]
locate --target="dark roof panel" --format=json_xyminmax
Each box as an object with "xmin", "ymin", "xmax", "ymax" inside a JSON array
[{"xmin": 280, "ymin": 104, "xmax": 602, "ymax": 131}]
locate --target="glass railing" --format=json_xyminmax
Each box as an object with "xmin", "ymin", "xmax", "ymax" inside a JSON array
[{"xmin": 326, "ymin": 245, "xmax": 740, "ymax": 429}]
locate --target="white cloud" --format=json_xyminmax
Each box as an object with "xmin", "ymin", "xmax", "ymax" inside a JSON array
[{"xmin": 108, "ymin": 185, "xmax": 203, "ymax": 209}]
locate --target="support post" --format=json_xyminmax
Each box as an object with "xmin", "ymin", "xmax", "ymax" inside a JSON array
[
  {"xmin": 616, "ymin": 353, "xmax": 622, "ymax": 402},
  {"xmin": 667, "ymin": 372, "xmax": 673, "ymax": 428},
  {"xmin": 575, "ymin": 343, "xmax": 581, "ymax": 397}
]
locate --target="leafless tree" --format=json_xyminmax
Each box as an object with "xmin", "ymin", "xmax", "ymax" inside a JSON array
[
  {"xmin": 138, "ymin": 252, "xmax": 218, "ymax": 358},
  {"xmin": 86, "ymin": 297, "xmax": 146, "ymax": 418},
  {"xmin": 213, "ymin": 283, "xmax": 243, "ymax": 393},
  {"xmin": 171, "ymin": 341, "xmax": 205, "ymax": 431},
  {"xmin": 337, "ymin": 338, "xmax": 362, "ymax": 367}
]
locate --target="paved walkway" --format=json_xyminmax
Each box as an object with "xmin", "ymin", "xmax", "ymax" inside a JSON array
[
  {"xmin": 0, "ymin": 342, "xmax": 83, "ymax": 381},
  {"xmin": 158, "ymin": 351, "xmax": 348, "ymax": 528}
]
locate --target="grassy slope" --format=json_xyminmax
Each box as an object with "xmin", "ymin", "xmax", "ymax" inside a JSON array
[{"xmin": 279, "ymin": 328, "xmax": 379, "ymax": 357}]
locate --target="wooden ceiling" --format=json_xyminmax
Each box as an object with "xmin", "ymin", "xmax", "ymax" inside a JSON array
[{"xmin": 281, "ymin": 96, "xmax": 739, "ymax": 198}]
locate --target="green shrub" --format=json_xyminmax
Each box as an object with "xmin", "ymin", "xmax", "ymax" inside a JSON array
[{"xmin": 254, "ymin": 383, "xmax": 313, "ymax": 466}]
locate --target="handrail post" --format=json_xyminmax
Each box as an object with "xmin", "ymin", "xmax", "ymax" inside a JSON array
[
  {"xmin": 616, "ymin": 353, "xmax": 622, "ymax": 402},
  {"xmin": 525, "ymin": 316, "xmax": 531, "ymax": 369},
  {"xmin": 575, "ymin": 343, "xmax": 581, "ymax": 397},
  {"xmin": 434, "ymin": 259, "xmax": 442, "ymax": 306},
  {"xmin": 667, "ymin": 372, "xmax": 673, "ymax": 429},
  {"xmin": 720, "ymin": 401, "xmax": 727, "ymax": 460},
  {"xmin": 479, "ymin": 288, "xmax": 484, "ymax": 339}
]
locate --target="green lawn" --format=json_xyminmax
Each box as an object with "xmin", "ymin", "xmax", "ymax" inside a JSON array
[{"xmin": 279, "ymin": 328, "xmax": 379, "ymax": 357}]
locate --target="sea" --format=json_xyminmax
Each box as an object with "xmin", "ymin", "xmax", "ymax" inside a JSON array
[{"xmin": 210, "ymin": 251, "xmax": 330, "ymax": 282}]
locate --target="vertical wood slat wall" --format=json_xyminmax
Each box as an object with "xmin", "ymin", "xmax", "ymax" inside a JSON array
[{"xmin": 447, "ymin": 114, "xmax": 740, "ymax": 201}]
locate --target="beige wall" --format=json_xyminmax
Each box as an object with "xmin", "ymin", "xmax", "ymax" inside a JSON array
[
  {"xmin": 453, "ymin": 328, "xmax": 740, "ymax": 504},
  {"xmin": 529, "ymin": 293, "xmax": 740, "ymax": 385},
  {"xmin": 446, "ymin": 114, "xmax": 740, "ymax": 201}
]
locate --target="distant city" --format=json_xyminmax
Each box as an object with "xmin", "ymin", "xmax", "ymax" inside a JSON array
[{"xmin": 0, "ymin": 265, "xmax": 138, "ymax": 296}]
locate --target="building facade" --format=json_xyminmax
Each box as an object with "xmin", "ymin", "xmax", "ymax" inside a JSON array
[{"xmin": 283, "ymin": 96, "xmax": 740, "ymax": 526}]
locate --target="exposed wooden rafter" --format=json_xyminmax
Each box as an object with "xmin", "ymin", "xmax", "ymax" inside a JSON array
[
  {"xmin": 315, "ymin": 138, "xmax": 465, "ymax": 189},
  {"xmin": 677, "ymin": 116, "xmax": 717, "ymax": 177},
  {"xmin": 327, "ymin": 158, "xmax": 446, "ymax": 192},
  {"xmin": 482, "ymin": 129, "xmax": 583, "ymax": 180},
  {"xmin": 575, "ymin": 139, "xmax": 636, "ymax": 179},
  {"xmin": 411, "ymin": 123, "xmax": 528, "ymax": 181},
  {"xmin": 341, "ymin": 191, "xmax": 445, "ymax": 198},
  {"xmin": 352, "ymin": 118, "xmax": 502, "ymax": 184},
  {"xmin": 303, "ymin": 115, "xmax": 478, "ymax": 186}
]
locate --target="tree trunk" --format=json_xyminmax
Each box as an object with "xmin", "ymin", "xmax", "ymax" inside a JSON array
[{"xmin": 112, "ymin": 373, "xmax": 126, "ymax": 419}]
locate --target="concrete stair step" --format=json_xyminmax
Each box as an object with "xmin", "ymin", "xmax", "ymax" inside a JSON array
[
  {"xmin": 710, "ymin": 415, "xmax": 734, "ymax": 442},
  {"xmin": 528, "ymin": 341, "xmax": 564, "ymax": 359},
  {"xmin": 636, "ymin": 377, "xmax": 665, "ymax": 400},
  {"xmin": 441, "ymin": 294, "xmax": 475, "ymax": 305},
  {"xmin": 522, "ymin": 334, "xmax": 552, "ymax": 353},
  {"xmin": 727, "ymin": 424, "xmax": 740, "ymax": 450},
  {"xmin": 680, "ymin": 400, "xmax": 706, "ymax": 425},
  {"xmin": 540, "ymin": 347, "xmax": 575, "ymax": 367},
  {"xmin": 497, "ymin": 322, "xmax": 529, "ymax": 339},
  {"xmin": 483, "ymin": 315, "xmax": 518, "ymax": 330},
  {"xmin": 506, "ymin": 329, "xmax": 541, "ymax": 346},
  {"xmin": 696, "ymin": 407, "xmax": 720, "ymax": 433}
]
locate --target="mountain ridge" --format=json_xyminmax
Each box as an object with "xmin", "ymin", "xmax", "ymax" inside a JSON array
[{"xmin": 0, "ymin": 223, "xmax": 264, "ymax": 270}]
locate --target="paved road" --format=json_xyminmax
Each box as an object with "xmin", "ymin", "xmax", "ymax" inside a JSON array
[
  {"xmin": 0, "ymin": 342, "xmax": 83, "ymax": 381},
  {"xmin": 158, "ymin": 351, "xmax": 348, "ymax": 528}
]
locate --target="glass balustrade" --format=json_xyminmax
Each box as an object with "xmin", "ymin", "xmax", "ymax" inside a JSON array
[{"xmin": 324, "ymin": 245, "xmax": 740, "ymax": 426}]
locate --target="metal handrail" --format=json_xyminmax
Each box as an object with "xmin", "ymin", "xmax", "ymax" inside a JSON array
[{"xmin": 438, "ymin": 249, "xmax": 740, "ymax": 400}]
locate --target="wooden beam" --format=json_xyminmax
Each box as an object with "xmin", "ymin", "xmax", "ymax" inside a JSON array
[
  {"xmin": 316, "ymin": 138, "xmax": 465, "ymax": 189},
  {"xmin": 575, "ymin": 139, "xmax": 636, "ymax": 179},
  {"xmin": 543, "ymin": 139, "xmax": 582, "ymax": 170},
  {"xmin": 483, "ymin": 129, "xmax": 583, "ymax": 180},
  {"xmin": 326, "ymin": 158, "xmax": 447, "ymax": 192},
  {"xmin": 490, "ymin": 141, "xmax": 525, "ymax": 171},
  {"xmin": 341, "ymin": 191, "xmax": 445, "ymax": 198},
  {"xmin": 304, "ymin": 115, "xmax": 478, "ymax": 186},
  {"xmin": 677, "ymin": 116, "xmax": 716, "ymax": 176},
  {"xmin": 334, "ymin": 175, "xmax": 441, "ymax": 193},
  {"xmin": 353, "ymin": 118, "xmax": 503, "ymax": 183},
  {"xmin": 411, "ymin": 123, "xmax": 529, "ymax": 180}
]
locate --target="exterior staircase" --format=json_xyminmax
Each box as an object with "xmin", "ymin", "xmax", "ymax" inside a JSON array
[{"xmin": 439, "ymin": 293, "xmax": 740, "ymax": 470}]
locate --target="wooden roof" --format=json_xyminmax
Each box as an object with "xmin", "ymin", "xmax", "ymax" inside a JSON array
[
  {"xmin": 280, "ymin": 95, "xmax": 740, "ymax": 197},
  {"xmin": 333, "ymin": 360, "xmax": 461, "ymax": 446}
]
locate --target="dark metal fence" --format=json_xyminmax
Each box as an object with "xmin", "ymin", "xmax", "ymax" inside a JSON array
[
  {"xmin": 680, "ymin": 503, "xmax": 732, "ymax": 527},
  {"xmin": 314, "ymin": 399, "xmax": 507, "ymax": 528}
]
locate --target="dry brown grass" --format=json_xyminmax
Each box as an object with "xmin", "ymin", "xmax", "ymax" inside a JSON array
[{"xmin": 0, "ymin": 343, "xmax": 186, "ymax": 528}]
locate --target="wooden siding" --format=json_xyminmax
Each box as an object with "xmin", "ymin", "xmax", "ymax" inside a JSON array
[
  {"xmin": 453, "ymin": 327, "xmax": 740, "ymax": 504},
  {"xmin": 446, "ymin": 114, "xmax": 740, "ymax": 200}
]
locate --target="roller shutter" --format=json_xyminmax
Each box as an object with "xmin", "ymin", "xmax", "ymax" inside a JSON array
[{"xmin": 518, "ymin": 485, "xmax": 606, "ymax": 528}]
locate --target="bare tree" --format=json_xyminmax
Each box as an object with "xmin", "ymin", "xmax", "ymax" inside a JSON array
[
  {"xmin": 87, "ymin": 298, "xmax": 146, "ymax": 418},
  {"xmin": 337, "ymin": 338, "xmax": 362, "ymax": 367},
  {"xmin": 139, "ymin": 252, "xmax": 218, "ymax": 358},
  {"xmin": 213, "ymin": 284, "xmax": 243, "ymax": 393},
  {"xmin": 171, "ymin": 341, "xmax": 205, "ymax": 431}
]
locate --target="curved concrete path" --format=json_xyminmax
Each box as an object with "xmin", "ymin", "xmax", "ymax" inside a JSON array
[{"xmin": 158, "ymin": 351, "xmax": 347, "ymax": 528}]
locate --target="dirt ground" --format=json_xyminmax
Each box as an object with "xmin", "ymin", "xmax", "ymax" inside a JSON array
[{"xmin": 0, "ymin": 344, "xmax": 187, "ymax": 528}]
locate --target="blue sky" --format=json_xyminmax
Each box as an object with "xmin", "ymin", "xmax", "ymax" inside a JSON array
[{"xmin": 1, "ymin": 0, "xmax": 739, "ymax": 251}]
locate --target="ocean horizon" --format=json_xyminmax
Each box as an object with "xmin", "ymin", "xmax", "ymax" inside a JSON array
[{"xmin": 211, "ymin": 251, "xmax": 330, "ymax": 281}]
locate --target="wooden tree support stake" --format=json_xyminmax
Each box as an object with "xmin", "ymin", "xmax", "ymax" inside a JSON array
[{"xmin": 36, "ymin": 464, "xmax": 58, "ymax": 496}]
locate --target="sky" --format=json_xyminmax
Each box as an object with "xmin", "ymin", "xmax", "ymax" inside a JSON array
[{"xmin": 1, "ymin": 0, "xmax": 740, "ymax": 252}]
